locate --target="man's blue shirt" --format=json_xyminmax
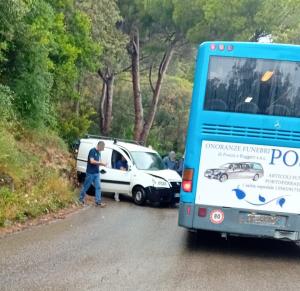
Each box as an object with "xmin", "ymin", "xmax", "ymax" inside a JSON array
[
  {"xmin": 163, "ymin": 157, "xmax": 177, "ymax": 170},
  {"xmin": 86, "ymin": 148, "xmax": 101, "ymax": 174}
]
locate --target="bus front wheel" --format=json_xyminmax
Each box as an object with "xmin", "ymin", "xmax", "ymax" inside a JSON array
[
  {"xmin": 219, "ymin": 174, "xmax": 228, "ymax": 182},
  {"xmin": 253, "ymin": 174, "xmax": 259, "ymax": 181}
]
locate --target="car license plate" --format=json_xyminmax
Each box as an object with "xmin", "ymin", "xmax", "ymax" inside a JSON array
[
  {"xmin": 239, "ymin": 212, "xmax": 287, "ymax": 226},
  {"xmin": 175, "ymin": 193, "xmax": 180, "ymax": 198}
]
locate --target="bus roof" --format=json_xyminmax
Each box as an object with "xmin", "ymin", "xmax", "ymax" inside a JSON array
[{"xmin": 198, "ymin": 41, "xmax": 300, "ymax": 62}]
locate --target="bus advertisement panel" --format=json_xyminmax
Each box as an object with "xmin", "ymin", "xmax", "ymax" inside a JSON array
[{"xmin": 198, "ymin": 140, "xmax": 300, "ymax": 214}]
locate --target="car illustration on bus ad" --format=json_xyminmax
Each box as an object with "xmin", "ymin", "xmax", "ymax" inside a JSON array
[{"xmin": 204, "ymin": 162, "xmax": 264, "ymax": 182}]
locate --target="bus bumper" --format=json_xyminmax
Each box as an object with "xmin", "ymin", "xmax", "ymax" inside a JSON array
[{"xmin": 178, "ymin": 203, "xmax": 300, "ymax": 241}]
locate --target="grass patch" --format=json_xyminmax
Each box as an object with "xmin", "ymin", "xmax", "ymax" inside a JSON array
[{"xmin": 0, "ymin": 125, "xmax": 76, "ymax": 228}]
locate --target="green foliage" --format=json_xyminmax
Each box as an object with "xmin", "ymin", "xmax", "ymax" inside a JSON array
[
  {"xmin": 79, "ymin": 0, "xmax": 128, "ymax": 74},
  {"xmin": 59, "ymin": 111, "xmax": 93, "ymax": 145},
  {"xmin": 173, "ymin": 0, "xmax": 266, "ymax": 42},
  {"xmin": 255, "ymin": 0, "xmax": 300, "ymax": 43},
  {"xmin": 0, "ymin": 0, "xmax": 102, "ymax": 136},
  {"xmin": 147, "ymin": 75, "xmax": 192, "ymax": 153},
  {"xmin": 0, "ymin": 126, "xmax": 25, "ymax": 183},
  {"xmin": 0, "ymin": 85, "xmax": 15, "ymax": 122},
  {"xmin": 0, "ymin": 170, "xmax": 75, "ymax": 227},
  {"xmin": 0, "ymin": 125, "xmax": 75, "ymax": 227}
]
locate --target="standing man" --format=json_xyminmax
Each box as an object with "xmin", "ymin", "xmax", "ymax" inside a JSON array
[
  {"xmin": 79, "ymin": 141, "xmax": 106, "ymax": 207},
  {"xmin": 163, "ymin": 151, "xmax": 177, "ymax": 171}
]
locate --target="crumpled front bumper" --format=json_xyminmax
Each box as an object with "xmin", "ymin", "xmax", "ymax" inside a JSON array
[{"xmin": 146, "ymin": 183, "xmax": 181, "ymax": 203}]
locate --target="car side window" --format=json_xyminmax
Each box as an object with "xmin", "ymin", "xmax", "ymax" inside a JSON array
[
  {"xmin": 232, "ymin": 164, "xmax": 239, "ymax": 171},
  {"xmin": 112, "ymin": 150, "xmax": 128, "ymax": 171},
  {"xmin": 253, "ymin": 163, "xmax": 262, "ymax": 170}
]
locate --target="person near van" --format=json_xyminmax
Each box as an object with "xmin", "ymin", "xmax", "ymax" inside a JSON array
[
  {"xmin": 79, "ymin": 141, "xmax": 106, "ymax": 207},
  {"xmin": 116, "ymin": 156, "xmax": 128, "ymax": 171},
  {"xmin": 163, "ymin": 151, "xmax": 177, "ymax": 171},
  {"xmin": 114, "ymin": 155, "xmax": 128, "ymax": 202},
  {"xmin": 176, "ymin": 155, "xmax": 184, "ymax": 176}
]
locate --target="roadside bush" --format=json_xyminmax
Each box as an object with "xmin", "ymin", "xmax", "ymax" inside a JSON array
[
  {"xmin": 58, "ymin": 112, "xmax": 93, "ymax": 147},
  {"xmin": 0, "ymin": 125, "xmax": 76, "ymax": 228},
  {"xmin": 0, "ymin": 85, "xmax": 16, "ymax": 122},
  {"xmin": 0, "ymin": 127, "xmax": 24, "ymax": 183}
]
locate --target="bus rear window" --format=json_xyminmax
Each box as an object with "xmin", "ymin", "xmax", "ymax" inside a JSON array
[{"xmin": 204, "ymin": 56, "xmax": 300, "ymax": 117}]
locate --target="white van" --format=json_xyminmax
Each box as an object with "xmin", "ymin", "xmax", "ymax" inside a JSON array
[{"xmin": 76, "ymin": 137, "xmax": 182, "ymax": 205}]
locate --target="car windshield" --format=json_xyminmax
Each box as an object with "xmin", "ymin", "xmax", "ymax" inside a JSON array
[
  {"xmin": 131, "ymin": 151, "xmax": 165, "ymax": 170},
  {"xmin": 220, "ymin": 163, "xmax": 231, "ymax": 169}
]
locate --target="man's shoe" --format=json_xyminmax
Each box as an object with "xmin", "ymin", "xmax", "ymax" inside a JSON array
[{"xmin": 96, "ymin": 202, "xmax": 106, "ymax": 207}]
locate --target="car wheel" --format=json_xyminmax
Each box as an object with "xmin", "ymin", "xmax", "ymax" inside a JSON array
[
  {"xmin": 219, "ymin": 174, "xmax": 228, "ymax": 182},
  {"xmin": 253, "ymin": 174, "xmax": 259, "ymax": 181},
  {"xmin": 133, "ymin": 186, "xmax": 146, "ymax": 206}
]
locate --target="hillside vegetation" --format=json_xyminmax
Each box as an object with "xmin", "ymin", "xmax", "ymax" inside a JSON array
[{"xmin": 0, "ymin": 124, "xmax": 75, "ymax": 227}]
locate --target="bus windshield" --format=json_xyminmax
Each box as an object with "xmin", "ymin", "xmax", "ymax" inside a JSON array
[
  {"xmin": 131, "ymin": 151, "xmax": 165, "ymax": 170},
  {"xmin": 204, "ymin": 56, "xmax": 300, "ymax": 117}
]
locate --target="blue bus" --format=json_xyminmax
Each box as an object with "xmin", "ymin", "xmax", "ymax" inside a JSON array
[{"xmin": 179, "ymin": 42, "xmax": 300, "ymax": 242}]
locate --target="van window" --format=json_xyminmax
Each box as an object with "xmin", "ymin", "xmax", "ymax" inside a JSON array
[
  {"xmin": 101, "ymin": 148, "xmax": 112, "ymax": 168},
  {"xmin": 111, "ymin": 150, "xmax": 128, "ymax": 171}
]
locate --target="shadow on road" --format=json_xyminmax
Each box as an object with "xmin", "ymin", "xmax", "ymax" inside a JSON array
[
  {"xmin": 184, "ymin": 230, "xmax": 300, "ymax": 261},
  {"xmin": 101, "ymin": 192, "xmax": 179, "ymax": 209}
]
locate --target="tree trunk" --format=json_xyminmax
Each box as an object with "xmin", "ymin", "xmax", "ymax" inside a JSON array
[
  {"xmin": 131, "ymin": 27, "xmax": 144, "ymax": 141},
  {"xmin": 99, "ymin": 80, "xmax": 107, "ymax": 134},
  {"xmin": 98, "ymin": 68, "xmax": 115, "ymax": 136},
  {"xmin": 139, "ymin": 45, "xmax": 175, "ymax": 144},
  {"xmin": 102, "ymin": 75, "xmax": 114, "ymax": 136}
]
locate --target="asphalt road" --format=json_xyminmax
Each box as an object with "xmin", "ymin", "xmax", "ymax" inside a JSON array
[{"xmin": 1, "ymin": 196, "xmax": 300, "ymax": 291}]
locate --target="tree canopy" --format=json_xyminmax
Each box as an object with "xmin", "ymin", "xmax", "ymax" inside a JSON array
[{"xmin": 1, "ymin": 0, "xmax": 300, "ymax": 153}]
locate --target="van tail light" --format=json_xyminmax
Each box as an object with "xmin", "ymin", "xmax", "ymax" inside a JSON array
[{"xmin": 182, "ymin": 168, "xmax": 194, "ymax": 192}]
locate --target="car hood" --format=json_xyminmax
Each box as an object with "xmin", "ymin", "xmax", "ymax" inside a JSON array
[{"xmin": 144, "ymin": 169, "xmax": 182, "ymax": 182}]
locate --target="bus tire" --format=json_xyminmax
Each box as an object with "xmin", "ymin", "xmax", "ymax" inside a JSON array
[
  {"xmin": 133, "ymin": 186, "xmax": 146, "ymax": 206},
  {"xmin": 219, "ymin": 174, "xmax": 228, "ymax": 182},
  {"xmin": 253, "ymin": 174, "xmax": 259, "ymax": 181}
]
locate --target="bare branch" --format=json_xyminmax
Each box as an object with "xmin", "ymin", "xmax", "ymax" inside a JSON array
[
  {"xmin": 98, "ymin": 69, "xmax": 105, "ymax": 80},
  {"xmin": 149, "ymin": 64, "xmax": 155, "ymax": 93},
  {"xmin": 115, "ymin": 64, "xmax": 132, "ymax": 75}
]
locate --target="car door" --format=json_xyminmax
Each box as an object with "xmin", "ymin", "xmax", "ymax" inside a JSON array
[
  {"xmin": 236, "ymin": 163, "xmax": 253, "ymax": 179},
  {"xmin": 99, "ymin": 148, "xmax": 132, "ymax": 194},
  {"xmin": 230, "ymin": 163, "xmax": 243, "ymax": 179}
]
